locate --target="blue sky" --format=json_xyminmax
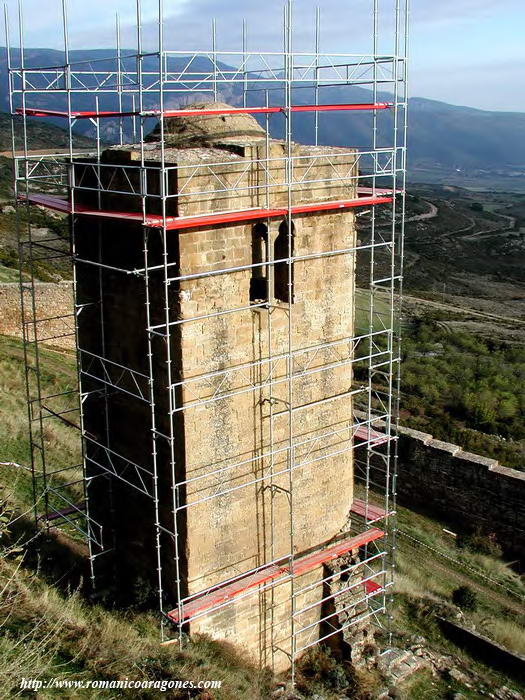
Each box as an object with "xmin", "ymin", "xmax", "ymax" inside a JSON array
[{"xmin": 4, "ymin": 0, "xmax": 524, "ymax": 112}]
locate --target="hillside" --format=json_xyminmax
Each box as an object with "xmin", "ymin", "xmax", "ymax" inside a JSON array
[
  {"xmin": 0, "ymin": 113, "xmax": 96, "ymax": 153},
  {"xmin": 1, "ymin": 48, "xmax": 525, "ymax": 189}
]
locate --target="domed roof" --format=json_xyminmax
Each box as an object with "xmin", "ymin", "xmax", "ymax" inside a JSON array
[{"xmin": 146, "ymin": 102, "xmax": 267, "ymax": 147}]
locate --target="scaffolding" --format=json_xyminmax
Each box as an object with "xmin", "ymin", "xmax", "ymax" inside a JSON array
[{"xmin": 9, "ymin": 0, "xmax": 408, "ymax": 680}]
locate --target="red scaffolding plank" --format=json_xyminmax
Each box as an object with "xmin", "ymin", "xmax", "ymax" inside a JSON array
[
  {"xmin": 362, "ymin": 579, "xmax": 383, "ymax": 595},
  {"xmin": 290, "ymin": 103, "xmax": 390, "ymax": 113},
  {"xmin": 167, "ymin": 527, "xmax": 384, "ymax": 623},
  {"xmin": 354, "ymin": 425, "xmax": 390, "ymax": 446},
  {"xmin": 23, "ymin": 193, "xmax": 72, "ymax": 214},
  {"xmin": 16, "ymin": 107, "xmax": 139, "ymax": 119},
  {"xmin": 350, "ymin": 498, "xmax": 387, "ymax": 523},
  {"xmin": 20, "ymin": 193, "xmax": 162, "ymax": 224},
  {"xmin": 167, "ymin": 564, "xmax": 286, "ymax": 624},
  {"xmin": 163, "ymin": 196, "xmax": 393, "ymax": 230},
  {"xmin": 291, "ymin": 528, "xmax": 384, "ymax": 576},
  {"xmin": 16, "ymin": 103, "xmax": 391, "ymax": 120},
  {"xmin": 43, "ymin": 502, "xmax": 86, "ymax": 522},
  {"xmin": 20, "ymin": 193, "xmax": 394, "ymax": 229}
]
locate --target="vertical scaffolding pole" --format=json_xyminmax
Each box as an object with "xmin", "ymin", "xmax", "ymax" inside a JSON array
[
  {"xmin": 388, "ymin": 0, "xmax": 410, "ymax": 646},
  {"xmin": 362, "ymin": 0, "xmax": 380, "ymax": 576},
  {"xmin": 115, "ymin": 13, "xmax": 124, "ymax": 147},
  {"xmin": 242, "ymin": 19, "xmax": 248, "ymax": 108},
  {"xmin": 212, "ymin": 18, "xmax": 218, "ymax": 102},
  {"xmin": 284, "ymin": 0, "xmax": 297, "ymax": 682},
  {"xmin": 16, "ymin": 0, "xmax": 51, "ymax": 528},
  {"xmin": 314, "ymin": 7, "xmax": 321, "ymax": 146}
]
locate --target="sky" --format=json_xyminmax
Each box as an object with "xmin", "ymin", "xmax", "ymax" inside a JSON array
[{"xmin": 4, "ymin": 0, "xmax": 524, "ymax": 112}]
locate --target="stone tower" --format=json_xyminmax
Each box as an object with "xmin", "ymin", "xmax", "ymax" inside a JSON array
[{"xmin": 74, "ymin": 103, "xmax": 360, "ymax": 670}]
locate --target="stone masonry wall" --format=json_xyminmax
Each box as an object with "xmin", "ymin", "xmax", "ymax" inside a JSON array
[
  {"xmin": 176, "ymin": 146, "xmax": 358, "ymax": 670},
  {"xmin": 0, "ymin": 281, "xmax": 74, "ymax": 350},
  {"xmin": 70, "ymin": 137, "xmax": 360, "ymax": 671},
  {"xmin": 355, "ymin": 411, "xmax": 525, "ymax": 563},
  {"xmin": 396, "ymin": 426, "xmax": 525, "ymax": 562}
]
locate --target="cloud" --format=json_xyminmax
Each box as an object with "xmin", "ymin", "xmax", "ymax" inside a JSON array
[{"xmin": 3, "ymin": 0, "xmax": 524, "ymax": 111}]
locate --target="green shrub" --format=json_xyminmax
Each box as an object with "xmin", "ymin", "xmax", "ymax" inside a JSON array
[
  {"xmin": 296, "ymin": 646, "xmax": 347, "ymax": 692},
  {"xmin": 452, "ymin": 585, "xmax": 477, "ymax": 611},
  {"xmin": 457, "ymin": 529, "xmax": 503, "ymax": 558}
]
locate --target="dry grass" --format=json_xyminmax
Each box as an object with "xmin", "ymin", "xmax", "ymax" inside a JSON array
[
  {"xmin": 1, "ymin": 331, "xmax": 523, "ymax": 697},
  {"xmin": 456, "ymin": 550, "xmax": 525, "ymax": 597},
  {"xmin": 0, "ymin": 550, "xmax": 273, "ymax": 699},
  {"xmin": 472, "ymin": 613, "xmax": 525, "ymax": 657},
  {"xmin": 394, "ymin": 504, "xmax": 525, "ymax": 663},
  {"xmin": 0, "ymin": 334, "xmax": 275, "ymax": 698}
]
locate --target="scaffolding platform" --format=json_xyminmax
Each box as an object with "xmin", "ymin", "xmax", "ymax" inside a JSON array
[
  {"xmin": 354, "ymin": 425, "xmax": 390, "ymax": 446},
  {"xmin": 43, "ymin": 502, "xmax": 86, "ymax": 522},
  {"xmin": 15, "ymin": 103, "xmax": 392, "ymax": 120},
  {"xmin": 350, "ymin": 499, "xmax": 388, "ymax": 523},
  {"xmin": 167, "ymin": 528, "xmax": 385, "ymax": 623},
  {"xmin": 363, "ymin": 579, "xmax": 382, "ymax": 595},
  {"xmin": 20, "ymin": 193, "xmax": 394, "ymax": 230}
]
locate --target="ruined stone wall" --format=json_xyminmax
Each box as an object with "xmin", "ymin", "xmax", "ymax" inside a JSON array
[
  {"xmin": 396, "ymin": 427, "xmax": 525, "ymax": 562},
  {"xmin": 355, "ymin": 412, "xmax": 525, "ymax": 563},
  {"xmin": 0, "ymin": 281, "xmax": 74, "ymax": 350}
]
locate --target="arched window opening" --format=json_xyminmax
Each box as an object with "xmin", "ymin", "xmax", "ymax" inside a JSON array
[
  {"xmin": 250, "ymin": 222, "xmax": 269, "ymax": 303},
  {"xmin": 274, "ymin": 219, "xmax": 295, "ymax": 303}
]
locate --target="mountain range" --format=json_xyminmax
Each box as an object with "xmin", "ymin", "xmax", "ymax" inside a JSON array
[{"xmin": 1, "ymin": 48, "xmax": 524, "ymax": 188}]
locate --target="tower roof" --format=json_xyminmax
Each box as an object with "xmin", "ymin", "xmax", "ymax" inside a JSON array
[{"xmin": 146, "ymin": 102, "xmax": 267, "ymax": 148}]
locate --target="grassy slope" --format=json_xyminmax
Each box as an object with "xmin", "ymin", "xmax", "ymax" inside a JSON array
[
  {"xmin": 1, "ymin": 332, "xmax": 524, "ymax": 698},
  {"xmin": 395, "ymin": 503, "xmax": 525, "ymax": 649},
  {"xmin": 352, "ymin": 480, "xmax": 525, "ymax": 666},
  {"xmin": 0, "ymin": 561, "xmax": 273, "ymax": 699},
  {"xmin": 0, "ymin": 334, "xmax": 274, "ymax": 699},
  {"xmin": 0, "ymin": 335, "xmax": 81, "ymax": 509}
]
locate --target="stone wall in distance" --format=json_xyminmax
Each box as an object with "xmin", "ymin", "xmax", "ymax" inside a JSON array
[{"xmin": 0, "ymin": 281, "xmax": 74, "ymax": 350}]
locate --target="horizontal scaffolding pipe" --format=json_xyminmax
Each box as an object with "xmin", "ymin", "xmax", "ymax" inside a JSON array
[
  {"xmin": 147, "ymin": 240, "xmax": 393, "ymax": 284},
  {"xmin": 81, "ymin": 413, "xmax": 390, "ymax": 509},
  {"xmin": 293, "ymin": 551, "xmax": 385, "ymax": 600},
  {"xmin": 174, "ymin": 419, "xmax": 391, "ymax": 511},
  {"xmin": 295, "ymin": 603, "xmax": 386, "ymax": 655},
  {"xmin": 169, "ymin": 353, "xmax": 387, "ymax": 413},
  {"xmin": 170, "ymin": 330, "xmax": 386, "ymax": 388},
  {"xmin": 293, "ymin": 573, "xmax": 386, "ymax": 631},
  {"xmin": 20, "ymin": 145, "xmax": 396, "ymax": 172}
]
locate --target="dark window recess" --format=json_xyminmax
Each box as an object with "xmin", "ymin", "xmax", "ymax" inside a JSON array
[
  {"xmin": 274, "ymin": 219, "xmax": 295, "ymax": 303},
  {"xmin": 250, "ymin": 222, "xmax": 269, "ymax": 303}
]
